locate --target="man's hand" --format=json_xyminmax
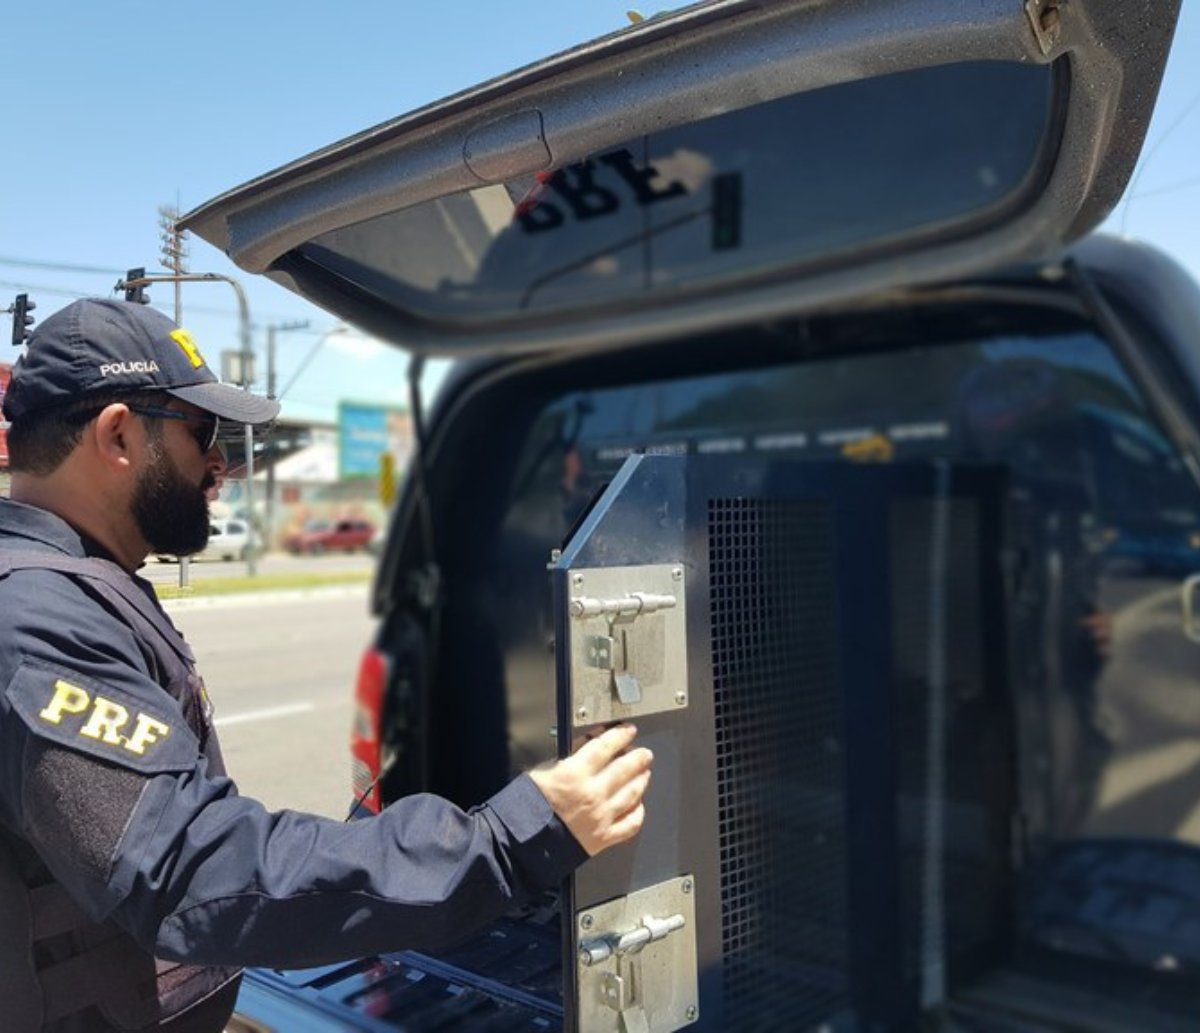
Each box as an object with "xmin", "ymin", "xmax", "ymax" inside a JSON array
[{"xmin": 529, "ymin": 724, "xmax": 653, "ymax": 856}]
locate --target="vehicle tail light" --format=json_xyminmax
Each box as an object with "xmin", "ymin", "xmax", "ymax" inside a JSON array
[{"xmin": 350, "ymin": 646, "xmax": 388, "ymax": 815}]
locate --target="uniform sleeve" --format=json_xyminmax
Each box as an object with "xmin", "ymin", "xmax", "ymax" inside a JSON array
[
  {"xmin": 0, "ymin": 574, "xmax": 586, "ymax": 969},
  {"xmin": 130, "ymin": 770, "xmax": 585, "ymax": 967}
]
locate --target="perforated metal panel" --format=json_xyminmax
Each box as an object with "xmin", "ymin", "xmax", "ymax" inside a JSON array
[
  {"xmin": 558, "ymin": 457, "xmax": 1014, "ymax": 1032},
  {"xmin": 708, "ymin": 497, "xmax": 850, "ymax": 1030}
]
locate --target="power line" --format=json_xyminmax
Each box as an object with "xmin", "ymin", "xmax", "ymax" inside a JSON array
[
  {"xmin": 0, "ymin": 275, "xmax": 325, "ymax": 326},
  {"xmin": 0, "ymin": 255, "xmax": 339, "ymax": 322},
  {"xmin": 278, "ymin": 333, "xmax": 336, "ymax": 401},
  {"xmin": 0, "ymin": 256, "xmax": 377, "ymax": 338},
  {"xmin": 1127, "ymin": 173, "xmax": 1200, "ymax": 203},
  {"xmin": 0, "ymin": 280, "xmax": 95, "ymax": 299},
  {"xmin": 1120, "ymin": 86, "xmax": 1200, "ymax": 235},
  {"xmin": 0, "ymin": 278, "xmax": 227, "ymax": 318},
  {"xmin": 0, "ymin": 255, "xmax": 126, "ymax": 275}
]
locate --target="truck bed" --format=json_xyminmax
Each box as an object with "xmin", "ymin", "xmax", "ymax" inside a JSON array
[{"xmin": 231, "ymin": 916, "xmax": 563, "ymax": 1032}]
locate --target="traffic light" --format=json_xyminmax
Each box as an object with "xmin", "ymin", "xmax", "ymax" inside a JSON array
[
  {"xmin": 124, "ymin": 267, "xmax": 149, "ymax": 304},
  {"xmin": 10, "ymin": 293, "xmax": 35, "ymax": 346}
]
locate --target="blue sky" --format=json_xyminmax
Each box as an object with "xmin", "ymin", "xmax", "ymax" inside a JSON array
[{"xmin": 3, "ymin": 2, "xmax": 1198, "ymax": 424}]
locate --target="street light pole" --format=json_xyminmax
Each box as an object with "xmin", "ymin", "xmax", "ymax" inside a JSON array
[
  {"xmin": 117, "ymin": 269, "xmax": 259, "ymax": 576},
  {"xmin": 228, "ymin": 278, "xmax": 258, "ymax": 578},
  {"xmin": 264, "ymin": 320, "xmax": 308, "ymax": 544}
]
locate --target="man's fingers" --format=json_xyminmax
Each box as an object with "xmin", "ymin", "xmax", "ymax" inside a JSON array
[
  {"xmin": 532, "ymin": 724, "xmax": 654, "ymax": 856},
  {"xmin": 600, "ymin": 803, "xmax": 646, "ymax": 850},
  {"xmin": 573, "ymin": 723, "xmax": 639, "ymax": 773},
  {"xmin": 596, "ymin": 746, "xmax": 654, "ymax": 795},
  {"xmin": 607, "ymin": 770, "xmax": 651, "ymax": 821}
]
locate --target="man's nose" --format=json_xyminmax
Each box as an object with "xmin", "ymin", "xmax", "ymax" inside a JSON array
[{"xmin": 207, "ymin": 441, "xmax": 228, "ymax": 476}]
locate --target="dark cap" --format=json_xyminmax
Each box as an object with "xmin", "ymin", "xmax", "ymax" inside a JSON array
[{"xmin": 2, "ymin": 298, "xmax": 280, "ymax": 425}]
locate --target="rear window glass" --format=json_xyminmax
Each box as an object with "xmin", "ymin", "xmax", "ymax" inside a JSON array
[
  {"xmin": 494, "ymin": 314, "xmax": 1200, "ymax": 983},
  {"xmin": 518, "ymin": 328, "xmax": 1192, "ymax": 537},
  {"xmin": 303, "ymin": 60, "xmax": 1055, "ymax": 326}
]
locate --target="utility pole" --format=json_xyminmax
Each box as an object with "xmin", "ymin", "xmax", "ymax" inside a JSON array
[
  {"xmin": 159, "ymin": 206, "xmax": 192, "ymax": 589},
  {"xmin": 159, "ymin": 205, "xmax": 188, "ymax": 324},
  {"xmin": 265, "ymin": 320, "xmax": 308, "ymax": 542}
]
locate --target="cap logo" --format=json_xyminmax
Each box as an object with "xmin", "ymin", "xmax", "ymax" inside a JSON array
[
  {"xmin": 170, "ymin": 328, "xmax": 206, "ymax": 369},
  {"xmin": 99, "ymin": 360, "xmax": 160, "ymax": 377}
]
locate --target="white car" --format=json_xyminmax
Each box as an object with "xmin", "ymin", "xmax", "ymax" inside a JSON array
[
  {"xmin": 200, "ymin": 518, "xmax": 250, "ymax": 562},
  {"xmin": 156, "ymin": 518, "xmax": 250, "ymax": 563}
]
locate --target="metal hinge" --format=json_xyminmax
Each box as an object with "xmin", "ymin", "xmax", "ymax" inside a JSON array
[
  {"xmin": 567, "ymin": 565, "xmax": 688, "ymax": 724},
  {"xmin": 1024, "ymin": 0, "xmax": 1063, "ymax": 56},
  {"xmin": 577, "ymin": 877, "xmax": 699, "ymax": 1033},
  {"xmin": 578, "ymin": 592, "xmax": 678, "ymax": 704}
]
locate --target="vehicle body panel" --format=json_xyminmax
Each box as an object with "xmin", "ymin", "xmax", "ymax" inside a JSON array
[
  {"xmin": 181, "ymin": 0, "xmax": 1178, "ymax": 360},
  {"xmin": 229, "ymin": 237, "xmax": 1200, "ymax": 1030}
]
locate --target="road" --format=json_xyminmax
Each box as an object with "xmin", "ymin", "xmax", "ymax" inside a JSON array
[
  {"xmin": 1081, "ymin": 570, "xmax": 1200, "ymax": 842},
  {"xmin": 169, "ymin": 586, "xmax": 375, "ymax": 819}
]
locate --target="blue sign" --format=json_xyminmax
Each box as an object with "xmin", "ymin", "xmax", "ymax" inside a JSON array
[{"xmin": 339, "ymin": 402, "xmax": 408, "ymax": 479}]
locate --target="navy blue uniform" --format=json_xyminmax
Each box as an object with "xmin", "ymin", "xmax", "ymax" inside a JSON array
[{"xmin": 0, "ymin": 498, "xmax": 584, "ymax": 977}]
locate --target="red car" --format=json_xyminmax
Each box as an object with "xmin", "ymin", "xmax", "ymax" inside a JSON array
[{"xmin": 284, "ymin": 519, "xmax": 375, "ymax": 555}]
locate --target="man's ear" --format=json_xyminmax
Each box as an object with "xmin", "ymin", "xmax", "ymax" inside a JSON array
[{"xmin": 91, "ymin": 403, "xmax": 139, "ymax": 472}]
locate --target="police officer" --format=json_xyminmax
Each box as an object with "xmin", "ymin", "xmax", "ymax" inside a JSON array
[{"xmin": 0, "ymin": 299, "xmax": 653, "ymax": 1032}]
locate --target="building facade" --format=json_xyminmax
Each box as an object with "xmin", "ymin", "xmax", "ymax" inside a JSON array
[{"xmin": 0, "ymin": 361, "xmax": 11, "ymax": 496}]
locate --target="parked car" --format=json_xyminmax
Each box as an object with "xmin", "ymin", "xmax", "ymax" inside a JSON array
[
  {"xmin": 283, "ymin": 518, "xmax": 375, "ymax": 555},
  {"xmin": 155, "ymin": 517, "xmax": 250, "ymax": 563},
  {"xmin": 183, "ymin": 1, "xmax": 1196, "ymax": 1029}
]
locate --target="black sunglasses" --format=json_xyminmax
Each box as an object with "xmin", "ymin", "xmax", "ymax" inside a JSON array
[
  {"xmin": 68, "ymin": 402, "xmax": 266, "ymax": 453},
  {"xmin": 125, "ymin": 405, "xmax": 220, "ymax": 453}
]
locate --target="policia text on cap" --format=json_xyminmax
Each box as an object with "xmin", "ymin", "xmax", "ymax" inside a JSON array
[{"xmin": 0, "ymin": 299, "xmax": 653, "ymax": 1032}]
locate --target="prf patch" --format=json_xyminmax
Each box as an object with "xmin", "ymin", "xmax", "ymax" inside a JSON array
[
  {"xmin": 6, "ymin": 663, "xmax": 197, "ymax": 774},
  {"xmin": 40, "ymin": 679, "xmax": 170, "ymax": 756},
  {"xmin": 170, "ymin": 328, "xmax": 206, "ymax": 369}
]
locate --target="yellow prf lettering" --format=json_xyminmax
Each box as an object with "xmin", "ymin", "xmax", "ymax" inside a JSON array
[
  {"xmin": 124, "ymin": 713, "xmax": 171, "ymax": 755},
  {"xmin": 38, "ymin": 680, "xmax": 171, "ymax": 757},
  {"xmin": 80, "ymin": 696, "xmax": 130, "ymax": 746},
  {"xmin": 170, "ymin": 328, "xmax": 206, "ymax": 369},
  {"xmin": 39, "ymin": 680, "xmax": 91, "ymax": 724}
]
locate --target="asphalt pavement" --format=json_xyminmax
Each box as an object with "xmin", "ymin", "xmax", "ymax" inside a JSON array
[
  {"xmin": 169, "ymin": 584, "xmax": 375, "ymax": 819},
  {"xmin": 1085, "ymin": 571, "xmax": 1200, "ymax": 843}
]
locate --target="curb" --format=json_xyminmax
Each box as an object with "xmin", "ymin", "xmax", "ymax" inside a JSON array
[{"xmin": 159, "ymin": 582, "xmax": 370, "ymax": 612}]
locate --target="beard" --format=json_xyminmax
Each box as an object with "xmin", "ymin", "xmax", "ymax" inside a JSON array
[{"xmin": 132, "ymin": 440, "xmax": 215, "ymax": 556}]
